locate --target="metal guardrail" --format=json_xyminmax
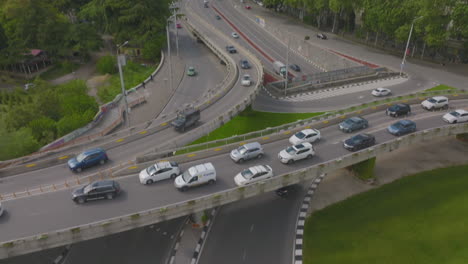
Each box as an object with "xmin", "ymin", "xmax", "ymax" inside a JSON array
[{"xmin": 1, "ymin": 123, "xmax": 467, "ymax": 259}]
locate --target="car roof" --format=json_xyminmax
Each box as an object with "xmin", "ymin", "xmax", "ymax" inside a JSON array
[
  {"xmin": 155, "ymin": 161, "xmax": 174, "ymax": 169},
  {"xmin": 243, "ymin": 74, "xmax": 251, "ymax": 78},
  {"xmin": 294, "ymin": 142, "xmax": 312, "ymax": 149},
  {"xmin": 83, "ymin": 148, "xmax": 105, "ymax": 155},
  {"xmin": 395, "ymin": 103, "xmax": 409, "ymax": 107},
  {"xmin": 454, "ymin": 109, "xmax": 468, "ymax": 114},
  {"xmin": 349, "ymin": 116, "xmax": 363, "ymax": 122},
  {"xmin": 189, "ymin": 162, "xmax": 214, "ymax": 175},
  {"xmin": 354, "ymin": 133, "xmax": 373, "ymax": 139},
  {"xmin": 92, "ymin": 180, "xmax": 116, "ymax": 187},
  {"xmin": 430, "ymin": 96, "xmax": 448, "ymax": 100},
  {"xmin": 397, "ymin": 119, "xmax": 414, "ymax": 125},
  {"xmin": 249, "ymin": 165, "xmax": 269, "ymax": 174},
  {"xmin": 243, "ymin": 142, "xmax": 260, "ymax": 149},
  {"xmin": 299, "ymin": 128, "xmax": 318, "ymax": 135}
]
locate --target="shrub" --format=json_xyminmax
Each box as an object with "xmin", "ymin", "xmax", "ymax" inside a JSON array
[
  {"xmin": 305, "ymin": 35, "xmax": 310, "ymax": 40},
  {"xmin": 347, "ymin": 157, "xmax": 376, "ymax": 181},
  {"xmin": 96, "ymin": 55, "xmax": 117, "ymax": 74}
]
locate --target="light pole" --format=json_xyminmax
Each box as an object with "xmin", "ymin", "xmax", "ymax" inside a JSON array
[
  {"xmin": 166, "ymin": 21, "xmax": 173, "ymax": 94},
  {"xmin": 117, "ymin": 40, "xmax": 130, "ymax": 127},
  {"xmin": 400, "ymin": 16, "xmax": 423, "ymax": 76},
  {"xmin": 285, "ymin": 35, "xmax": 290, "ymax": 95}
]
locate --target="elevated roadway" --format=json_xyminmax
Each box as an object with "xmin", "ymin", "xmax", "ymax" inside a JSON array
[{"xmin": 1, "ymin": 98, "xmax": 467, "ymax": 258}]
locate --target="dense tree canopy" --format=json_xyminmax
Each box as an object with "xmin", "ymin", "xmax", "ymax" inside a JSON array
[
  {"xmin": 0, "ymin": 0, "xmax": 171, "ymax": 64},
  {"xmin": 264, "ymin": 0, "xmax": 468, "ymax": 51}
]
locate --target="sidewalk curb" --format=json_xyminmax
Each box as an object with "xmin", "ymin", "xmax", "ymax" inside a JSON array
[
  {"xmin": 292, "ymin": 174, "xmax": 327, "ymax": 264},
  {"xmin": 192, "ymin": 208, "xmax": 218, "ymax": 264}
]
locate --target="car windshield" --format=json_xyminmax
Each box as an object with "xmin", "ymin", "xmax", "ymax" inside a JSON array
[
  {"xmin": 427, "ymin": 98, "xmax": 437, "ymax": 103},
  {"xmin": 83, "ymin": 184, "xmax": 93, "ymax": 194},
  {"xmin": 450, "ymin": 111, "xmax": 460, "ymax": 117},
  {"xmin": 295, "ymin": 131, "xmax": 306, "ymax": 139},
  {"xmin": 147, "ymin": 165, "xmax": 157, "ymax": 175},
  {"xmin": 76, "ymin": 153, "xmax": 86, "ymax": 162},
  {"xmin": 286, "ymin": 146, "xmax": 296, "ymax": 154},
  {"xmin": 176, "ymin": 114, "xmax": 186, "ymax": 121},
  {"xmin": 182, "ymin": 170, "xmax": 192, "ymax": 182},
  {"xmin": 243, "ymin": 75, "xmax": 250, "ymax": 80},
  {"xmin": 344, "ymin": 119, "xmax": 355, "ymax": 125},
  {"xmin": 393, "ymin": 122, "xmax": 404, "ymax": 129},
  {"xmin": 238, "ymin": 146, "xmax": 247, "ymax": 154},
  {"xmin": 241, "ymin": 169, "xmax": 254, "ymax": 180}
]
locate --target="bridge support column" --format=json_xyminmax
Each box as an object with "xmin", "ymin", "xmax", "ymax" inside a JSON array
[
  {"xmin": 189, "ymin": 210, "xmax": 209, "ymax": 228},
  {"xmin": 456, "ymin": 133, "xmax": 468, "ymax": 142},
  {"xmin": 346, "ymin": 157, "xmax": 377, "ymax": 184}
]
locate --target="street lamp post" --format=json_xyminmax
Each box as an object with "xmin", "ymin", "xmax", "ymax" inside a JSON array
[
  {"xmin": 285, "ymin": 35, "xmax": 290, "ymax": 96},
  {"xmin": 117, "ymin": 40, "xmax": 130, "ymax": 127},
  {"xmin": 400, "ymin": 16, "xmax": 423, "ymax": 76},
  {"xmin": 166, "ymin": 22, "xmax": 173, "ymax": 94}
]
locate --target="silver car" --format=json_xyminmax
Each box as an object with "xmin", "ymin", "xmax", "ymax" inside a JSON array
[{"xmin": 230, "ymin": 142, "xmax": 264, "ymax": 163}]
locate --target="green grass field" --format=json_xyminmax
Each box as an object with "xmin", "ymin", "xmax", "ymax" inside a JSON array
[
  {"xmin": 425, "ymin": 84, "xmax": 457, "ymax": 91},
  {"xmin": 190, "ymin": 106, "xmax": 324, "ymax": 145},
  {"xmin": 39, "ymin": 61, "xmax": 80, "ymax": 80},
  {"xmin": 303, "ymin": 164, "xmax": 468, "ymax": 264}
]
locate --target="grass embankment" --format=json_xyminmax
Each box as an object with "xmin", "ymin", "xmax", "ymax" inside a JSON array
[
  {"xmin": 303, "ymin": 164, "xmax": 468, "ymax": 264},
  {"xmin": 191, "ymin": 106, "xmax": 324, "ymax": 144},
  {"xmin": 97, "ymin": 61, "xmax": 155, "ymax": 102},
  {"xmin": 425, "ymin": 84, "xmax": 457, "ymax": 92}
]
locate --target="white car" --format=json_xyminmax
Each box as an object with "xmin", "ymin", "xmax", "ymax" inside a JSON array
[
  {"xmin": 234, "ymin": 165, "xmax": 273, "ymax": 186},
  {"xmin": 421, "ymin": 96, "xmax": 449, "ymax": 111},
  {"xmin": 175, "ymin": 163, "xmax": 216, "ymax": 191},
  {"xmin": 289, "ymin": 128, "xmax": 321, "ymax": 145},
  {"xmin": 371, "ymin": 87, "xmax": 391, "ymax": 97},
  {"xmin": 278, "ymin": 143, "xmax": 315, "ymax": 164},
  {"xmin": 241, "ymin": 74, "xmax": 252, "ymax": 86},
  {"xmin": 231, "ymin": 32, "xmax": 239, "ymax": 38},
  {"xmin": 0, "ymin": 202, "xmax": 3, "ymax": 217},
  {"xmin": 442, "ymin": 109, "xmax": 468, "ymax": 124},
  {"xmin": 139, "ymin": 161, "xmax": 180, "ymax": 185}
]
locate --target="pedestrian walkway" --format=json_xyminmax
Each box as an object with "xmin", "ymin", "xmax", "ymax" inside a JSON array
[{"xmin": 170, "ymin": 222, "xmax": 203, "ymax": 264}]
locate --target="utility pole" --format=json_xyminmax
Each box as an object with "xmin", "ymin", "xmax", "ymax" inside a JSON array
[
  {"xmin": 117, "ymin": 41, "xmax": 130, "ymax": 127},
  {"xmin": 285, "ymin": 36, "xmax": 290, "ymax": 96},
  {"xmin": 166, "ymin": 23, "xmax": 173, "ymax": 93},
  {"xmin": 400, "ymin": 16, "xmax": 423, "ymax": 76}
]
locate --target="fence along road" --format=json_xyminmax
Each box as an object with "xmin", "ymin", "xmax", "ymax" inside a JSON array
[{"xmin": 0, "ymin": 98, "xmax": 467, "ymax": 258}]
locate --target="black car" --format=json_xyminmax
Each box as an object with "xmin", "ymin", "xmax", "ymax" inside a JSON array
[
  {"xmin": 289, "ymin": 64, "xmax": 301, "ymax": 72},
  {"xmin": 226, "ymin": 45, "xmax": 237, "ymax": 53},
  {"xmin": 316, "ymin": 33, "xmax": 327, "ymax": 39},
  {"xmin": 343, "ymin": 133, "xmax": 376, "ymax": 151},
  {"xmin": 171, "ymin": 108, "xmax": 200, "ymax": 132},
  {"xmin": 339, "ymin": 116, "xmax": 369, "ymax": 133},
  {"xmin": 240, "ymin": 59, "xmax": 251, "ymax": 69},
  {"xmin": 215, "ymin": 15, "xmax": 221, "ymax": 20},
  {"xmin": 386, "ymin": 103, "xmax": 411, "ymax": 117},
  {"xmin": 72, "ymin": 180, "xmax": 121, "ymax": 204}
]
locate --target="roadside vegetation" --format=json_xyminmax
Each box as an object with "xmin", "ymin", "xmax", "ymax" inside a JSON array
[
  {"xmin": 425, "ymin": 84, "xmax": 457, "ymax": 92},
  {"xmin": 38, "ymin": 61, "xmax": 80, "ymax": 81},
  {"xmin": 303, "ymin": 164, "xmax": 468, "ymax": 264},
  {"xmin": 96, "ymin": 57, "xmax": 156, "ymax": 102},
  {"xmin": 190, "ymin": 106, "xmax": 324, "ymax": 145},
  {"xmin": 0, "ymin": 80, "xmax": 98, "ymax": 160}
]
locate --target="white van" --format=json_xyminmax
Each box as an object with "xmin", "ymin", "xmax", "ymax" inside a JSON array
[{"xmin": 174, "ymin": 162, "xmax": 216, "ymax": 191}]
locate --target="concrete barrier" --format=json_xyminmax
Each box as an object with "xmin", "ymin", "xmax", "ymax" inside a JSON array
[{"xmin": 1, "ymin": 123, "xmax": 467, "ymax": 259}]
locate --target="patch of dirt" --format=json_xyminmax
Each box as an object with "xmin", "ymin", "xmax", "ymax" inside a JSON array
[{"xmin": 86, "ymin": 74, "xmax": 111, "ymax": 105}]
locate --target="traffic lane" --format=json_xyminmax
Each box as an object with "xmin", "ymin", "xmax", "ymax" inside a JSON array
[
  {"xmin": 64, "ymin": 217, "xmax": 183, "ymax": 264},
  {"xmin": 0, "ymin": 108, "xmax": 460, "ymax": 242},
  {"xmin": 157, "ymin": 29, "xmax": 227, "ymax": 117},
  {"xmin": 0, "ymin": 218, "xmax": 183, "ymax": 264},
  {"xmin": 1, "ymin": 99, "xmax": 465, "ymax": 195},
  {"xmin": 198, "ymin": 184, "xmax": 306, "ymax": 264},
  {"xmin": 212, "ymin": 1, "xmax": 320, "ymax": 75},
  {"xmin": 0, "ymin": 49, "xmax": 259, "ymax": 195},
  {"xmin": 253, "ymin": 77, "xmax": 434, "ymax": 113}
]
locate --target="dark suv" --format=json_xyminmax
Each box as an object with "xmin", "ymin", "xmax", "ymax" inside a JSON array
[
  {"xmin": 68, "ymin": 148, "xmax": 108, "ymax": 172},
  {"xmin": 240, "ymin": 59, "xmax": 251, "ymax": 69},
  {"xmin": 72, "ymin": 180, "xmax": 121, "ymax": 204},
  {"xmin": 171, "ymin": 108, "xmax": 201, "ymax": 132},
  {"xmin": 343, "ymin": 133, "xmax": 376, "ymax": 151},
  {"xmin": 226, "ymin": 45, "xmax": 237, "ymax": 53},
  {"xmin": 386, "ymin": 103, "xmax": 411, "ymax": 117}
]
